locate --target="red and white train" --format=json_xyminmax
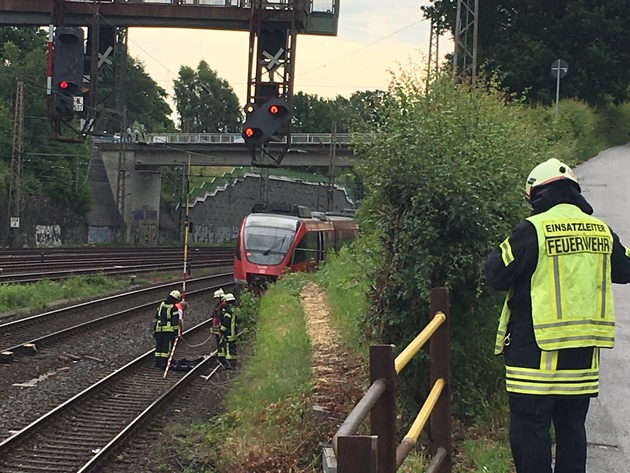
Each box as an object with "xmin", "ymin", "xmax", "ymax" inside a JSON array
[{"xmin": 234, "ymin": 203, "xmax": 358, "ymax": 293}]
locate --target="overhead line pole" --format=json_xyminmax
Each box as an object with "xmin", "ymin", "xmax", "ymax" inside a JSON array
[
  {"xmin": 182, "ymin": 153, "xmax": 191, "ymax": 300},
  {"xmin": 8, "ymin": 81, "xmax": 24, "ymax": 248},
  {"xmin": 453, "ymin": 0, "xmax": 479, "ymax": 87}
]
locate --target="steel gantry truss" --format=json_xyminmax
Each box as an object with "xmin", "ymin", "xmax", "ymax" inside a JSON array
[
  {"xmin": 453, "ymin": 0, "xmax": 479, "ymax": 87},
  {"xmin": 426, "ymin": 17, "xmax": 441, "ymax": 91},
  {"xmin": 245, "ymin": 0, "xmax": 300, "ymax": 166}
]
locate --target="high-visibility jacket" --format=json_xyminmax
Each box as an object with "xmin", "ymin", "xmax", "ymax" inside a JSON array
[
  {"xmin": 220, "ymin": 303, "xmax": 238, "ymax": 342},
  {"xmin": 155, "ymin": 302, "xmax": 179, "ymax": 333},
  {"xmin": 486, "ymin": 203, "xmax": 630, "ymax": 397},
  {"xmin": 495, "ymin": 204, "xmax": 615, "ymax": 355},
  {"xmin": 527, "ymin": 207, "xmax": 614, "ymax": 350}
]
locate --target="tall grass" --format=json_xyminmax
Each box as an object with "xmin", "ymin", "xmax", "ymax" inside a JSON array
[{"xmin": 315, "ymin": 242, "xmax": 374, "ymax": 357}]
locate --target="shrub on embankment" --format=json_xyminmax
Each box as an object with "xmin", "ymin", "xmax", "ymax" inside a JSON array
[{"xmin": 354, "ymin": 70, "xmax": 630, "ymax": 424}]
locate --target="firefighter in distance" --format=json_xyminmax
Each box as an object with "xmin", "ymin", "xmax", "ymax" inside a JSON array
[
  {"xmin": 217, "ymin": 293, "xmax": 238, "ymax": 370},
  {"xmin": 153, "ymin": 290, "xmax": 184, "ymax": 369}
]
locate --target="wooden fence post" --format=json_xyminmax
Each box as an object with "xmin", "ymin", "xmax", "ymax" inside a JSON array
[
  {"xmin": 370, "ymin": 344, "xmax": 396, "ymax": 473},
  {"xmin": 337, "ymin": 435, "xmax": 378, "ymax": 473},
  {"xmin": 429, "ymin": 288, "xmax": 452, "ymax": 473}
]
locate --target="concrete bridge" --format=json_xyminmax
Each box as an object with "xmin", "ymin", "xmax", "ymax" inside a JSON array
[
  {"xmin": 96, "ymin": 132, "xmax": 362, "ymax": 168},
  {"xmin": 89, "ymin": 132, "xmax": 364, "ymax": 244}
]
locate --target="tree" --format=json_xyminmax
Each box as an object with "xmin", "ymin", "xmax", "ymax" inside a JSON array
[
  {"xmin": 346, "ymin": 90, "xmax": 392, "ymax": 130},
  {"xmin": 291, "ymin": 90, "xmax": 391, "ymax": 133},
  {"xmin": 0, "ymin": 28, "xmax": 49, "ymax": 157},
  {"xmin": 96, "ymin": 55, "xmax": 175, "ymax": 135},
  {"xmin": 423, "ymin": 0, "xmax": 630, "ymax": 105},
  {"xmin": 173, "ymin": 61, "xmax": 241, "ymax": 133}
]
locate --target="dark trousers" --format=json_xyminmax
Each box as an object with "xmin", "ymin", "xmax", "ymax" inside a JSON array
[
  {"xmin": 217, "ymin": 336, "xmax": 237, "ymax": 369},
  {"xmin": 154, "ymin": 331, "xmax": 176, "ymax": 367},
  {"xmin": 509, "ymin": 395, "xmax": 590, "ymax": 473}
]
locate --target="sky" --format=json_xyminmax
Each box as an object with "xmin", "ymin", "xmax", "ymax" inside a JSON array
[{"xmin": 126, "ymin": 1, "xmax": 453, "ymax": 116}]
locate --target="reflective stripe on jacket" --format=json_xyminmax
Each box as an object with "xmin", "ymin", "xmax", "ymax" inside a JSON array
[
  {"xmin": 494, "ymin": 288, "xmax": 512, "ymax": 355},
  {"xmin": 505, "ymin": 348, "xmax": 600, "ymax": 396}
]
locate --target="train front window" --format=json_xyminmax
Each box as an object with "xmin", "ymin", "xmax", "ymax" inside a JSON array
[{"xmin": 244, "ymin": 227, "xmax": 295, "ymax": 264}]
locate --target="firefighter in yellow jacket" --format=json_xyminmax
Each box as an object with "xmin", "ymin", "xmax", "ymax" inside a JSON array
[
  {"xmin": 153, "ymin": 290, "xmax": 184, "ymax": 369},
  {"xmin": 485, "ymin": 158, "xmax": 630, "ymax": 473},
  {"xmin": 217, "ymin": 292, "xmax": 238, "ymax": 370}
]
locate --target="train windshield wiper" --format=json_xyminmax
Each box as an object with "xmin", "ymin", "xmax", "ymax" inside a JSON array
[{"xmin": 263, "ymin": 236, "xmax": 286, "ymax": 256}]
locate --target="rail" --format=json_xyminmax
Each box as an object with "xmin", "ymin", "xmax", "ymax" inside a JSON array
[{"xmin": 332, "ymin": 287, "xmax": 451, "ymax": 473}]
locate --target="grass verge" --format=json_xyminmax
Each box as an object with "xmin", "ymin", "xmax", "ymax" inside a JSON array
[{"xmin": 0, "ymin": 274, "xmax": 128, "ymax": 314}]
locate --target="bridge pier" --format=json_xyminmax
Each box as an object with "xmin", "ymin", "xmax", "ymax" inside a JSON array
[{"xmin": 95, "ymin": 147, "xmax": 162, "ymax": 246}]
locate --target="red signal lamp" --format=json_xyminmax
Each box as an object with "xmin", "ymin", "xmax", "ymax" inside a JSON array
[
  {"xmin": 269, "ymin": 104, "xmax": 279, "ymax": 115},
  {"xmin": 59, "ymin": 80, "xmax": 69, "ymax": 90},
  {"xmin": 244, "ymin": 127, "xmax": 255, "ymax": 138}
]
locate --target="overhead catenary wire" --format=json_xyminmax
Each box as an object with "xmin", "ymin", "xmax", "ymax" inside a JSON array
[{"xmin": 296, "ymin": 19, "xmax": 424, "ymax": 78}]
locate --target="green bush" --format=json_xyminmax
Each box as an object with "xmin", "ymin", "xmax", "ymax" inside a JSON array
[{"xmin": 593, "ymin": 102, "xmax": 630, "ymax": 148}]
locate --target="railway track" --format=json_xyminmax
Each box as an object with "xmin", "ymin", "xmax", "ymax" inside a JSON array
[
  {"xmin": 0, "ymin": 321, "xmax": 224, "ymax": 472},
  {"xmin": 0, "ymin": 247, "xmax": 234, "ymax": 283},
  {"xmin": 0, "ymin": 273, "xmax": 234, "ymax": 360}
]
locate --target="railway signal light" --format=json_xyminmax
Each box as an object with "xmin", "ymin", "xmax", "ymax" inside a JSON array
[
  {"xmin": 52, "ymin": 26, "xmax": 85, "ymax": 118},
  {"xmin": 241, "ymin": 98, "xmax": 292, "ymax": 148}
]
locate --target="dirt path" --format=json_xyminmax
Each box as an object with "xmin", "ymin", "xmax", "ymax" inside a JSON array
[{"xmin": 300, "ymin": 282, "xmax": 364, "ymax": 416}]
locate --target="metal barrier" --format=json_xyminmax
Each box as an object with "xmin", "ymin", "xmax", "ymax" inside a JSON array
[
  {"xmin": 332, "ymin": 287, "xmax": 451, "ymax": 473},
  {"xmin": 144, "ymin": 132, "xmax": 368, "ymax": 145}
]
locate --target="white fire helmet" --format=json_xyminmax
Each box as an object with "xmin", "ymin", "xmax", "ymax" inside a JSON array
[
  {"xmin": 213, "ymin": 288, "xmax": 225, "ymax": 299},
  {"xmin": 525, "ymin": 158, "xmax": 579, "ymax": 201},
  {"xmin": 224, "ymin": 293, "xmax": 236, "ymax": 302}
]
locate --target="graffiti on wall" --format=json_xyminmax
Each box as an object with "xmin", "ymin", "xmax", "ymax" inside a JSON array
[
  {"xmin": 35, "ymin": 225, "xmax": 62, "ymax": 247},
  {"xmin": 134, "ymin": 223, "xmax": 158, "ymax": 246},
  {"xmin": 88, "ymin": 226, "xmax": 114, "ymax": 244},
  {"xmin": 191, "ymin": 225, "xmax": 239, "ymax": 244},
  {"xmin": 132, "ymin": 206, "xmax": 158, "ymax": 221}
]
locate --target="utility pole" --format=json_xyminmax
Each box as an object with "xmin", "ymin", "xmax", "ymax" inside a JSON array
[
  {"xmin": 8, "ymin": 81, "xmax": 24, "ymax": 247},
  {"xmin": 453, "ymin": 0, "xmax": 479, "ymax": 87},
  {"xmin": 426, "ymin": 17, "xmax": 441, "ymax": 91},
  {"xmin": 327, "ymin": 123, "xmax": 337, "ymax": 212},
  {"xmin": 258, "ymin": 165, "xmax": 269, "ymax": 204},
  {"xmin": 114, "ymin": 27, "xmax": 128, "ymax": 243}
]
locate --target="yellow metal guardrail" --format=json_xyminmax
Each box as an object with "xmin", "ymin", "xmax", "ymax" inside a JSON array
[{"xmin": 332, "ymin": 288, "xmax": 452, "ymax": 473}]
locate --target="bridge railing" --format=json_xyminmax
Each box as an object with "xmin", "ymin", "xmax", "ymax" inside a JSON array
[
  {"xmin": 331, "ymin": 287, "xmax": 452, "ymax": 473},
  {"xmin": 69, "ymin": 0, "xmax": 338, "ymax": 14},
  {"xmin": 144, "ymin": 132, "xmax": 363, "ymax": 145}
]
